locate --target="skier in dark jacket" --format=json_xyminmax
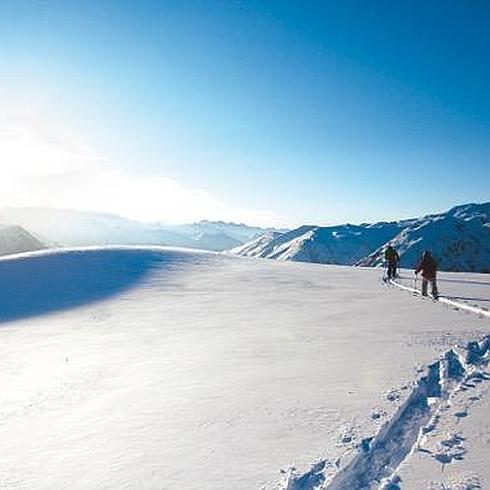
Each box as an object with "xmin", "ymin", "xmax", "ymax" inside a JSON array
[
  {"xmin": 384, "ymin": 244, "xmax": 400, "ymax": 280},
  {"xmin": 415, "ymin": 250, "xmax": 438, "ymax": 297}
]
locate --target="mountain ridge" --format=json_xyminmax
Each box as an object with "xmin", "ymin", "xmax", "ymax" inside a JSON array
[
  {"xmin": 232, "ymin": 202, "xmax": 490, "ymax": 273},
  {"xmin": 0, "ymin": 206, "xmax": 284, "ymax": 252}
]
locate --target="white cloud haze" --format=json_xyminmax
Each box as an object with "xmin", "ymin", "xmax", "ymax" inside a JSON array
[{"xmin": 0, "ymin": 125, "xmax": 280, "ymax": 226}]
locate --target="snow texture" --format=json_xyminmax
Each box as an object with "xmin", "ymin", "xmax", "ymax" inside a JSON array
[{"xmin": 0, "ymin": 248, "xmax": 488, "ymax": 489}]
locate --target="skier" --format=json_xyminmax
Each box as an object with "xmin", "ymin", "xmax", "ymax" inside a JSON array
[
  {"xmin": 384, "ymin": 244, "xmax": 400, "ymax": 280},
  {"xmin": 415, "ymin": 250, "xmax": 439, "ymax": 298}
]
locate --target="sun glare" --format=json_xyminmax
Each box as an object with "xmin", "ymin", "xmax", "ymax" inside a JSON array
[{"xmin": 0, "ymin": 124, "xmax": 279, "ymax": 226}]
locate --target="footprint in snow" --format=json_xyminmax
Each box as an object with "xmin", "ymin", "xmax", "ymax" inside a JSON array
[
  {"xmin": 429, "ymin": 474, "xmax": 481, "ymax": 489},
  {"xmin": 432, "ymin": 432, "xmax": 466, "ymax": 465},
  {"xmin": 370, "ymin": 408, "xmax": 386, "ymax": 420},
  {"xmin": 385, "ymin": 390, "xmax": 400, "ymax": 402},
  {"xmin": 441, "ymin": 433, "xmax": 465, "ymax": 447},
  {"xmin": 340, "ymin": 434, "xmax": 352, "ymax": 444}
]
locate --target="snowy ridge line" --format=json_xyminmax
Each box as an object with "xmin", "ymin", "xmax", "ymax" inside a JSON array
[
  {"xmin": 281, "ymin": 335, "xmax": 490, "ymax": 490},
  {"xmin": 388, "ymin": 279, "xmax": 490, "ymax": 319}
]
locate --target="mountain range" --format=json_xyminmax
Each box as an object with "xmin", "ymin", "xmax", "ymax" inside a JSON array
[
  {"xmin": 1, "ymin": 203, "xmax": 488, "ymax": 272},
  {"xmin": 0, "ymin": 207, "xmax": 282, "ymax": 252},
  {"xmin": 232, "ymin": 202, "xmax": 490, "ymax": 273}
]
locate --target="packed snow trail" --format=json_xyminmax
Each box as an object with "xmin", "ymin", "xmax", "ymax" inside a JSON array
[
  {"xmin": 388, "ymin": 278, "xmax": 490, "ymax": 319},
  {"xmin": 285, "ymin": 337, "xmax": 490, "ymax": 490},
  {"xmin": 282, "ymin": 272, "xmax": 489, "ymax": 490}
]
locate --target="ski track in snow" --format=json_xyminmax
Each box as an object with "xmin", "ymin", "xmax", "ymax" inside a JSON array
[
  {"xmin": 281, "ymin": 279, "xmax": 489, "ymax": 490},
  {"xmin": 388, "ymin": 279, "xmax": 490, "ymax": 320}
]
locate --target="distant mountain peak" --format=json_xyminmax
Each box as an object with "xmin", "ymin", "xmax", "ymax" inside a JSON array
[
  {"xmin": 232, "ymin": 202, "xmax": 490, "ymax": 273},
  {"xmin": 0, "ymin": 224, "xmax": 46, "ymax": 257}
]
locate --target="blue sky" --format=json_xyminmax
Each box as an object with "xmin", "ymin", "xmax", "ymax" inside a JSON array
[{"xmin": 0, "ymin": 1, "xmax": 489, "ymax": 226}]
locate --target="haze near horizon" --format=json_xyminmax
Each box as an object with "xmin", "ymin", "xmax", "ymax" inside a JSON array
[{"xmin": 1, "ymin": 1, "xmax": 489, "ymax": 227}]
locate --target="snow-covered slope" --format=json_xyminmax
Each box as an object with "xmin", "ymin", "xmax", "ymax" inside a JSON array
[
  {"xmin": 0, "ymin": 247, "xmax": 488, "ymax": 489},
  {"xmin": 233, "ymin": 202, "xmax": 490, "ymax": 272},
  {"xmin": 0, "ymin": 224, "xmax": 46, "ymax": 256},
  {"xmin": 357, "ymin": 212, "xmax": 490, "ymax": 272},
  {"xmin": 230, "ymin": 230, "xmax": 285, "ymax": 256},
  {"xmin": 231, "ymin": 222, "xmax": 404, "ymax": 265},
  {"xmin": 0, "ymin": 207, "xmax": 279, "ymax": 251},
  {"xmin": 449, "ymin": 201, "xmax": 490, "ymax": 223}
]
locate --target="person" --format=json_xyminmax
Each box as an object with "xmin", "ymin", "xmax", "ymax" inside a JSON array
[
  {"xmin": 384, "ymin": 244, "xmax": 400, "ymax": 280},
  {"xmin": 415, "ymin": 250, "xmax": 438, "ymax": 297}
]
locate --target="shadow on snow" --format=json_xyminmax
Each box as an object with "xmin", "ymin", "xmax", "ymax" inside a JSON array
[
  {"xmin": 445, "ymin": 295, "xmax": 490, "ymax": 303},
  {"xmin": 438, "ymin": 277, "xmax": 490, "ymax": 287},
  {"xmin": 0, "ymin": 247, "xmax": 200, "ymax": 324}
]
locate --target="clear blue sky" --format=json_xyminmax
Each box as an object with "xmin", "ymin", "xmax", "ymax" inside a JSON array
[{"xmin": 1, "ymin": 1, "xmax": 489, "ymax": 226}]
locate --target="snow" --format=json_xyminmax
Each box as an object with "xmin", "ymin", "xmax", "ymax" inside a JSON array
[
  {"xmin": 231, "ymin": 224, "xmax": 400, "ymax": 265},
  {"xmin": 232, "ymin": 202, "xmax": 490, "ymax": 273},
  {"xmin": 358, "ymin": 215, "xmax": 490, "ymax": 273},
  {"xmin": 393, "ymin": 271, "xmax": 490, "ymax": 314},
  {"xmin": 0, "ymin": 248, "xmax": 488, "ymax": 489}
]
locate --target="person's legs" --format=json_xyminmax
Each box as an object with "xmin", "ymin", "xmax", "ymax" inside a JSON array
[
  {"xmin": 388, "ymin": 263, "xmax": 396, "ymax": 279},
  {"xmin": 421, "ymin": 278, "xmax": 428, "ymax": 295},
  {"xmin": 431, "ymin": 278, "xmax": 438, "ymax": 296}
]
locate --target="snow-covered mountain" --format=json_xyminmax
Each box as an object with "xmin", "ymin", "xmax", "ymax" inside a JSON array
[
  {"xmin": 230, "ymin": 230, "xmax": 285, "ymax": 257},
  {"xmin": 0, "ymin": 224, "xmax": 46, "ymax": 256},
  {"xmin": 0, "ymin": 207, "xmax": 280, "ymax": 252},
  {"xmin": 0, "ymin": 207, "xmax": 187, "ymax": 248},
  {"xmin": 164, "ymin": 220, "xmax": 283, "ymax": 251},
  {"xmin": 232, "ymin": 202, "xmax": 490, "ymax": 272},
  {"xmin": 357, "ymin": 203, "xmax": 490, "ymax": 272},
  {"xmin": 357, "ymin": 214, "xmax": 490, "ymax": 272},
  {"xmin": 231, "ymin": 222, "xmax": 406, "ymax": 265}
]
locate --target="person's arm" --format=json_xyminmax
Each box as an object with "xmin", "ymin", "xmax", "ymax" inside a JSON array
[{"xmin": 415, "ymin": 259, "xmax": 423, "ymax": 274}]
